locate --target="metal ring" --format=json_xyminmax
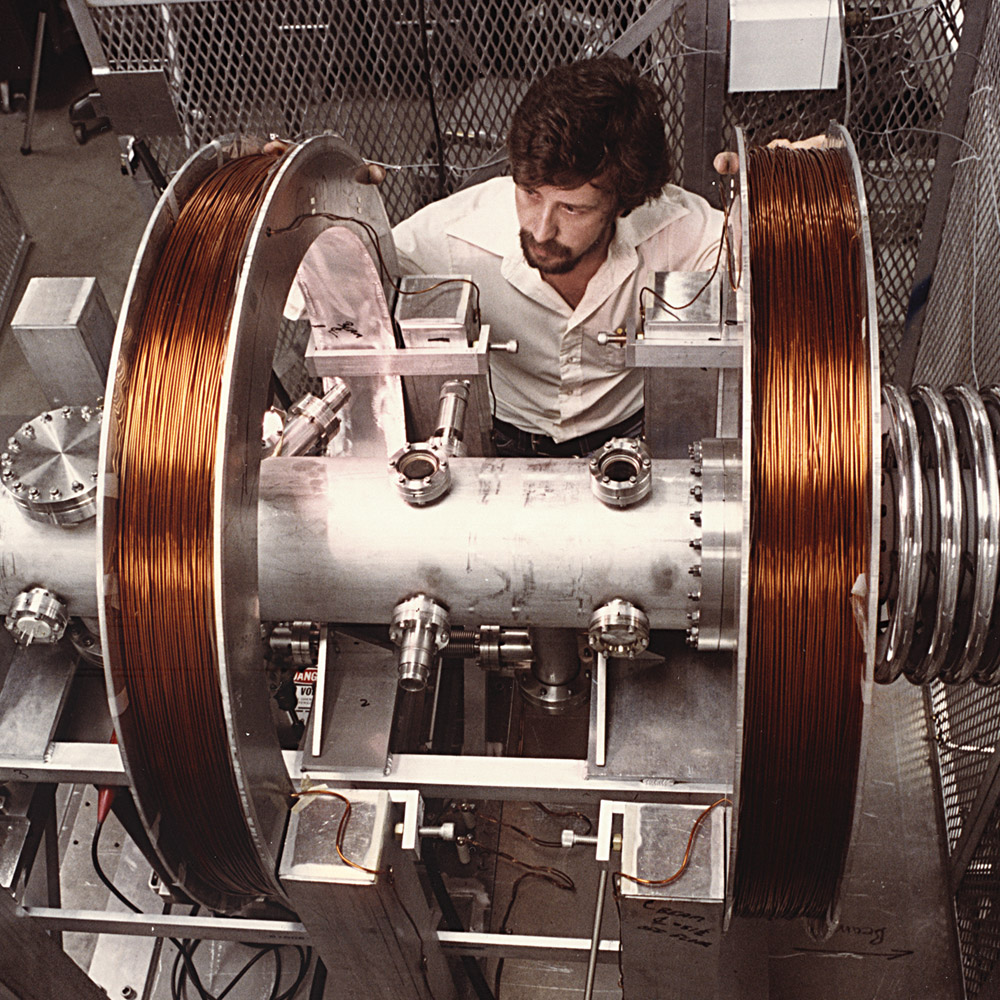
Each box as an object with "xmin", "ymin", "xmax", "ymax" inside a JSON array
[
  {"xmin": 904, "ymin": 386, "xmax": 962, "ymax": 684},
  {"xmin": 588, "ymin": 437, "xmax": 652, "ymax": 508},
  {"xmin": 938, "ymin": 386, "xmax": 1000, "ymax": 683},
  {"xmin": 389, "ymin": 442, "xmax": 451, "ymax": 505},
  {"xmin": 875, "ymin": 384, "xmax": 923, "ymax": 683},
  {"xmin": 587, "ymin": 598, "xmax": 650, "ymax": 657},
  {"xmin": 972, "ymin": 386, "xmax": 1000, "ymax": 683}
]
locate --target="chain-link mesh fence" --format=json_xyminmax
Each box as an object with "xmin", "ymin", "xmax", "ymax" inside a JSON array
[{"xmin": 0, "ymin": 173, "xmax": 29, "ymax": 329}]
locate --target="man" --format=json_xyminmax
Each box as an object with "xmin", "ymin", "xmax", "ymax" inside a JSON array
[{"xmin": 392, "ymin": 55, "xmax": 724, "ymax": 457}]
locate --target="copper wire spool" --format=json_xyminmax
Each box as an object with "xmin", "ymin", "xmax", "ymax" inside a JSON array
[
  {"xmin": 108, "ymin": 153, "xmax": 281, "ymax": 907},
  {"xmin": 734, "ymin": 141, "xmax": 875, "ymax": 919},
  {"xmin": 100, "ymin": 135, "xmax": 397, "ymax": 912}
]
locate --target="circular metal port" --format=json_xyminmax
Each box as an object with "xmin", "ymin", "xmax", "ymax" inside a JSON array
[
  {"xmin": 588, "ymin": 599, "xmax": 650, "ymax": 657},
  {"xmin": 2, "ymin": 405, "xmax": 101, "ymax": 525},
  {"xmin": 589, "ymin": 437, "xmax": 652, "ymax": 508},
  {"xmin": 389, "ymin": 443, "xmax": 451, "ymax": 506}
]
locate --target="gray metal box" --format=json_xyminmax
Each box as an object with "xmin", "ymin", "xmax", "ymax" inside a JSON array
[{"xmin": 11, "ymin": 277, "xmax": 114, "ymax": 406}]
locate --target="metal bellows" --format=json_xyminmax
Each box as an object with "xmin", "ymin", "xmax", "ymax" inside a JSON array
[{"xmin": 878, "ymin": 383, "xmax": 1000, "ymax": 685}]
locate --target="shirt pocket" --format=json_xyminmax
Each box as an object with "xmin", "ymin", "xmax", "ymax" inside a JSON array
[{"xmin": 581, "ymin": 326, "xmax": 627, "ymax": 373}]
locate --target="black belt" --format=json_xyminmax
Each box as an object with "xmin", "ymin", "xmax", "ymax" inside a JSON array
[{"xmin": 492, "ymin": 409, "xmax": 644, "ymax": 458}]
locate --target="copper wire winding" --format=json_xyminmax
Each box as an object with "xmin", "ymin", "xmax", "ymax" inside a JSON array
[
  {"xmin": 113, "ymin": 153, "xmax": 279, "ymax": 903},
  {"xmin": 734, "ymin": 145, "xmax": 870, "ymax": 919}
]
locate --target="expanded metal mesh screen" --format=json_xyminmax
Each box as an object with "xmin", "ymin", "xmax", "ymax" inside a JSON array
[
  {"xmin": 85, "ymin": 0, "xmax": 686, "ymax": 225},
  {"xmin": 726, "ymin": 3, "xmax": 960, "ymax": 381},
  {"xmin": 917, "ymin": 5, "xmax": 1000, "ymax": 388},
  {"xmin": 0, "ymin": 173, "xmax": 29, "ymax": 329},
  {"xmin": 916, "ymin": 4, "xmax": 1000, "ymax": 995}
]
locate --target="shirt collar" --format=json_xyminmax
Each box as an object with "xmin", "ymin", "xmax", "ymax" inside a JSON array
[{"xmin": 445, "ymin": 178, "xmax": 695, "ymax": 315}]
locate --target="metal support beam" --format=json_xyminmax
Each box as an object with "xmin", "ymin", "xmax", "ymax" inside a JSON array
[
  {"xmin": 949, "ymin": 742, "xmax": 1000, "ymax": 893},
  {"xmin": 682, "ymin": 0, "xmax": 730, "ymax": 202},
  {"xmin": 23, "ymin": 907, "xmax": 310, "ymax": 944}
]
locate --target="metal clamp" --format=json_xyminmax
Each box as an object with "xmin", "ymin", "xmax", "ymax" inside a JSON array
[{"xmin": 589, "ymin": 437, "xmax": 652, "ymax": 508}]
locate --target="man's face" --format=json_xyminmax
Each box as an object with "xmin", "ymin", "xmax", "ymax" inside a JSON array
[{"xmin": 514, "ymin": 178, "xmax": 620, "ymax": 276}]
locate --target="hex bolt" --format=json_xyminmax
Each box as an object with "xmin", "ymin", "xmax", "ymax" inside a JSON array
[
  {"xmin": 690, "ymin": 484, "xmax": 703, "ymax": 501},
  {"xmin": 28, "ymin": 487, "xmax": 39, "ymax": 499},
  {"xmin": 22, "ymin": 425, "xmax": 34, "ymax": 439},
  {"xmin": 685, "ymin": 626, "xmax": 700, "ymax": 647},
  {"xmin": 686, "ymin": 610, "xmax": 700, "ymax": 623},
  {"xmin": 689, "ymin": 537, "xmax": 702, "ymax": 550},
  {"xmin": 689, "ymin": 564, "xmax": 702, "ymax": 577},
  {"xmin": 49, "ymin": 488, "xmax": 61, "ymax": 499},
  {"xmin": 42, "ymin": 413, "xmax": 52, "ymax": 423},
  {"xmin": 687, "ymin": 591, "xmax": 700, "ymax": 601},
  {"xmin": 690, "ymin": 509, "xmax": 702, "ymax": 525},
  {"xmin": 72, "ymin": 481, "xmax": 84, "ymax": 492}
]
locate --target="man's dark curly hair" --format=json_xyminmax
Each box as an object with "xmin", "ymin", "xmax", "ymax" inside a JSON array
[{"xmin": 508, "ymin": 55, "xmax": 671, "ymax": 215}]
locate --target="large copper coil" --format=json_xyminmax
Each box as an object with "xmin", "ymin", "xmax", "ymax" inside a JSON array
[{"xmin": 734, "ymin": 138, "xmax": 878, "ymax": 920}]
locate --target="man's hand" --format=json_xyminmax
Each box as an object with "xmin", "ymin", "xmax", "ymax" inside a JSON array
[
  {"xmin": 713, "ymin": 134, "xmax": 828, "ymax": 176},
  {"xmin": 263, "ymin": 138, "xmax": 293, "ymax": 155},
  {"xmin": 261, "ymin": 138, "xmax": 386, "ymax": 185}
]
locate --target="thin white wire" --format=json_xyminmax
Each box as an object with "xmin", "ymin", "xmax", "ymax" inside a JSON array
[
  {"xmin": 363, "ymin": 155, "xmax": 508, "ymax": 173},
  {"xmin": 870, "ymin": 2, "xmax": 939, "ymax": 21}
]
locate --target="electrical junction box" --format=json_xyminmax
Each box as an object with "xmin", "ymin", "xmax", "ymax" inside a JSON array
[{"xmin": 729, "ymin": 0, "xmax": 841, "ymax": 92}]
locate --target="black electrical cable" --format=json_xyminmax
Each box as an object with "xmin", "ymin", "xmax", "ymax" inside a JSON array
[
  {"xmin": 91, "ymin": 819, "xmax": 311, "ymax": 1000},
  {"xmin": 423, "ymin": 840, "xmax": 497, "ymax": 1000},
  {"xmin": 417, "ymin": 0, "xmax": 448, "ymax": 200}
]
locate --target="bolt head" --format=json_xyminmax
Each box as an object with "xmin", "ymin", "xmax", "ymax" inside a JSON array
[
  {"xmin": 49, "ymin": 488, "xmax": 61, "ymax": 498},
  {"xmin": 72, "ymin": 481, "xmax": 84, "ymax": 492}
]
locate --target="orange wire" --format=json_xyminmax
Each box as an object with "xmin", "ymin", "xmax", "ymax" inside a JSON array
[
  {"xmin": 616, "ymin": 798, "xmax": 730, "ymax": 887},
  {"xmin": 291, "ymin": 789, "xmax": 387, "ymax": 876}
]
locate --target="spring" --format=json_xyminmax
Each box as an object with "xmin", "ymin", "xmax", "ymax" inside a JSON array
[{"xmin": 734, "ymin": 144, "xmax": 871, "ymax": 919}]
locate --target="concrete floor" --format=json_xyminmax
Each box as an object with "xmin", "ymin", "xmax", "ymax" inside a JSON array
[
  {"xmin": 0, "ymin": 46, "xmax": 147, "ymax": 416},
  {"xmin": 0, "ymin": 42, "xmax": 968, "ymax": 1000}
]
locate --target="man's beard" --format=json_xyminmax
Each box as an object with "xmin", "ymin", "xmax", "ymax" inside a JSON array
[{"xmin": 519, "ymin": 221, "xmax": 614, "ymax": 276}]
